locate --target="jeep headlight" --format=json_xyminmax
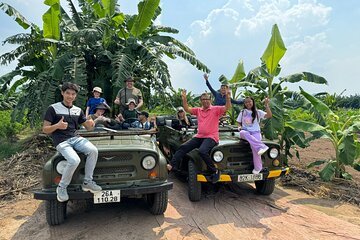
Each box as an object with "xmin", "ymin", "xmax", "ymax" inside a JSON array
[
  {"xmin": 269, "ymin": 148, "xmax": 279, "ymax": 159},
  {"xmin": 213, "ymin": 151, "xmax": 224, "ymax": 162},
  {"xmin": 56, "ymin": 160, "xmax": 67, "ymax": 174},
  {"xmin": 142, "ymin": 155, "xmax": 156, "ymax": 170}
]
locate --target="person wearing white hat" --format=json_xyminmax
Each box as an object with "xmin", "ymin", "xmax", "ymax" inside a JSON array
[
  {"xmin": 85, "ymin": 86, "xmax": 108, "ymax": 118},
  {"xmin": 176, "ymin": 106, "xmax": 192, "ymax": 130}
]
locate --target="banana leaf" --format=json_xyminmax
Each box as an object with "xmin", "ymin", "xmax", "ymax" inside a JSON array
[
  {"xmin": 131, "ymin": 0, "xmax": 160, "ymax": 37},
  {"xmin": 260, "ymin": 24, "xmax": 286, "ymax": 76},
  {"xmin": 299, "ymin": 87, "xmax": 333, "ymax": 117},
  {"xmin": 319, "ymin": 161, "xmax": 336, "ymax": 181}
]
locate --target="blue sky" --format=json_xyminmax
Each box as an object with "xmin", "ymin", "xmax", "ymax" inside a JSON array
[{"xmin": 1, "ymin": 0, "xmax": 359, "ymax": 96}]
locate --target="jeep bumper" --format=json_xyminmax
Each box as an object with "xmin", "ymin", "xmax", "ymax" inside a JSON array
[
  {"xmin": 33, "ymin": 182, "xmax": 173, "ymax": 200},
  {"xmin": 196, "ymin": 167, "xmax": 290, "ymax": 182}
]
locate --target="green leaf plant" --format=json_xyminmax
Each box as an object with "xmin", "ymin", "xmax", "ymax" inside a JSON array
[
  {"xmin": 0, "ymin": 0, "xmax": 209, "ymax": 126},
  {"xmin": 218, "ymin": 24, "xmax": 328, "ymax": 163},
  {"xmin": 286, "ymin": 87, "xmax": 360, "ymax": 181}
]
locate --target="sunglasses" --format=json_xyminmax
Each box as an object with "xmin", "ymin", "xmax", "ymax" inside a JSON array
[{"xmin": 201, "ymin": 98, "xmax": 211, "ymax": 101}]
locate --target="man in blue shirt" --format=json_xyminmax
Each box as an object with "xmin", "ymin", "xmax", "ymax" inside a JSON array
[{"xmin": 203, "ymin": 74, "xmax": 244, "ymax": 106}]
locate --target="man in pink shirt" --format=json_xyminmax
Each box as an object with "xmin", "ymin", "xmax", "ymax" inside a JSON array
[{"xmin": 167, "ymin": 89, "xmax": 231, "ymax": 183}]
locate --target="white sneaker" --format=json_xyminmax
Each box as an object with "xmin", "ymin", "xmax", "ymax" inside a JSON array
[
  {"xmin": 56, "ymin": 186, "xmax": 69, "ymax": 202},
  {"xmin": 257, "ymin": 146, "xmax": 269, "ymax": 156},
  {"xmin": 252, "ymin": 169, "xmax": 261, "ymax": 174},
  {"xmin": 82, "ymin": 181, "xmax": 102, "ymax": 193}
]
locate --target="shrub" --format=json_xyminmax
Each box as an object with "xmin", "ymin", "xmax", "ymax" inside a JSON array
[{"xmin": 0, "ymin": 110, "xmax": 28, "ymax": 140}]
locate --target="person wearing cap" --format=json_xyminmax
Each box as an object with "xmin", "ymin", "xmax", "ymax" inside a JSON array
[
  {"xmin": 114, "ymin": 76, "xmax": 143, "ymax": 115},
  {"xmin": 42, "ymin": 82, "xmax": 102, "ymax": 203},
  {"xmin": 85, "ymin": 86, "xmax": 108, "ymax": 118},
  {"xmin": 203, "ymin": 74, "xmax": 244, "ymax": 106},
  {"xmin": 176, "ymin": 106, "xmax": 192, "ymax": 130},
  {"xmin": 117, "ymin": 98, "xmax": 139, "ymax": 129},
  {"xmin": 167, "ymin": 89, "xmax": 231, "ymax": 183},
  {"xmin": 89, "ymin": 102, "xmax": 112, "ymax": 127},
  {"xmin": 132, "ymin": 111, "xmax": 157, "ymax": 130}
]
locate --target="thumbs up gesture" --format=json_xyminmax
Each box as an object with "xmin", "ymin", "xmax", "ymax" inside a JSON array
[{"xmin": 57, "ymin": 116, "xmax": 68, "ymax": 130}]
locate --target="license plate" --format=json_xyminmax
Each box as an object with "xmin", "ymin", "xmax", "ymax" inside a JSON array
[
  {"xmin": 93, "ymin": 190, "xmax": 121, "ymax": 204},
  {"xmin": 237, "ymin": 173, "xmax": 263, "ymax": 182}
]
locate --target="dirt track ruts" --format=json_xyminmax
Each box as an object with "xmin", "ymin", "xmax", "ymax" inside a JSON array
[{"xmin": 1, "ymin": 176, "xmax": 360, "ymax": 240}]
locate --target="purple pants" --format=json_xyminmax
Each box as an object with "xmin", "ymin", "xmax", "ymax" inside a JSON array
[{"xmin": 240, "ymin": 130, "xmax": 267, "ymax": 171}]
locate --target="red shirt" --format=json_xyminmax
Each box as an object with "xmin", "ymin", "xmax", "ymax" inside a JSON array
[{"xmin": 191, "ymin": 105, "xmax": 225, "ymax": 143}]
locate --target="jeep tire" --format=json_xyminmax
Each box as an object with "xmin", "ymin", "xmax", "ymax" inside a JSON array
[
  {"xmin": 188, "ymin": 160, "xmax": 201, "ymax": 201},
  {"xmin": 45, "ymin": 200, "xmax": 67, "ymax": 226},
  {"xmin": 255, "ymin": 178, "xmax": 275, "ymax": 195},
  {"xmin": 147, "ymin": 191, "xmax": 168, "ymax": 215}
]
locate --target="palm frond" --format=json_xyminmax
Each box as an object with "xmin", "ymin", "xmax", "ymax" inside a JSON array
[
  {"xmin": 111, "ymin": 51, "xmax": 134, "ymax": 87},
  {"xmin": 148, "ymin": 25, "xmax": 179, "ymax": 34},
  {"xmin": 2, "ymin": 33, "xmax": 31, "ymax": 45},
  {"xmin": 145, "ymin": 35, "xmax": 195, "ymax": 55},
  {"xmin": 158, "ymin": 45, "xmax": 210, "ymax": 73},
  {"xmin": 0, "ymin": 70, "xmax": 21, "ymax": 92},
  {"xmin": 12, "ymin": 71, "xmax": 57, "ymax": 126},
  {"xmin": 63, "ymin": 54, "xmax": 88, "ymax": 107},
  {"xmin": 66, "ymin": 0, "xmax": 84, "ymax": 29},
  {"xmin": 0, "ymin": 2, "xmax": 32, "ymax": 29}
]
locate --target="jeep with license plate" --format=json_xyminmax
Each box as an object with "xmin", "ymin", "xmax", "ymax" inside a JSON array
[
  {"xmin": 156, "ymin": 116, "xmax": 289, "ymax": 202},
  {"xmin": 33, "ymin": 129, "xmax": 173, "ymax": 225}
]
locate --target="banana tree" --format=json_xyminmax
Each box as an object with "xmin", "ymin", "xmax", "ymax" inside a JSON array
[
  {"xmin": 217, "ymin": 24, "xmax": 328, "ymax": 162},
  {"xmin": 1, "ymin": 0, "xmax": 210, "ymax": 126},
  {"xmin": 286, "ymin": 87, "xmax": 360, "ymax": 181}
]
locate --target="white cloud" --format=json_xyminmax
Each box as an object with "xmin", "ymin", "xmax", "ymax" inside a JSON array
[
  {"xmin": 281, "ymin": 32, "xmax": 331, "ymax": 73},
  {"xmin": 236, "ymin": 0, "xmax": 331, "ymax": 35},
  {"xmin": 191, "ymin": 8, "xmax": 239, "ymax": 37}
]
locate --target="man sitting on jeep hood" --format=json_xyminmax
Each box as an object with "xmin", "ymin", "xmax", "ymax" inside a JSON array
[{"xmin": 167, "ymin": 88, "xmax": 231, "ymax": 183}]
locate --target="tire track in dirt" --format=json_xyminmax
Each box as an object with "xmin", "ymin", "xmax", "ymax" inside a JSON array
[{"xmin": 1, "ymin": 177, "xmax": 360, "ymax": 240}]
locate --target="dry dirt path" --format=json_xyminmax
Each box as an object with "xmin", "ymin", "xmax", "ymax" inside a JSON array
[{"xmin": 1, "ymin": 176, "xmax": 360, "ymax": 240}]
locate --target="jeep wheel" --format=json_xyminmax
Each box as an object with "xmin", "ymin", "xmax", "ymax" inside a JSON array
[
  {"xmin": 255, "ymin": 178, "xmax": 275, "ymax": 195},
  {"xmin": 188, "ymin": 160, "xmax": 201, "ymax": 201},
  {"xmin": 147, "ymin": 191, "xmax": 168, "ymax": 215},
  {"xmin": 45, "ymin": 200, "xmax": 67, "ymax": 226}
]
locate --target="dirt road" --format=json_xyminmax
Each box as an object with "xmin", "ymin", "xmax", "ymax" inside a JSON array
[{"xmin": 1, "ymin": 176, "xmax": 360, "ymax": 240}]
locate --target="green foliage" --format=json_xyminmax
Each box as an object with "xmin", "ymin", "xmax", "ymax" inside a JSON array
[
  {"xmin": 336, "ymin": 94, "xmax": 360, "ymax": 109},
  {"xmin": 287, "ymin": 88, "xmax": 360, "ymax": 181},
  {"xmin": 288, "ymin": 108, "xmax": 316, "ymax": 122},
  {"xmin": 0, "ymin": 93, "xmax": 18, "ymax": 110},
  {"xmin": 0, "ymin": 110, "xmax": 28, "ymax": 139},
  {"xmin": 220, "ymin": 24, "xmax": 328, "ymax": 164},
  {"xmin": 147, "ymin": 88, "xmax": 199, "ymax": 113},
  {"xmin": 261, "ymin": 24, "xmax": 286, "ymax": 76},
  {"xmin": 0, "ymin": 0, "xmax": 209, "ymax": 127}
]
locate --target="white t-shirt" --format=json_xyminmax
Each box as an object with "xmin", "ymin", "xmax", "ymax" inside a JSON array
[{"xmin": 236, "ymin": 109, "xmax": 266, "ymax": 132}]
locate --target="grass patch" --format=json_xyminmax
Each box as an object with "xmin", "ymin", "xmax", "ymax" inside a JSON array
[
  {"xmin": 0, "ymin": 128, "xmax": 38, "ymax": 161},
  {"xmin": 0, "ymin": 140, "xmax": 23, "ymax": 160}
]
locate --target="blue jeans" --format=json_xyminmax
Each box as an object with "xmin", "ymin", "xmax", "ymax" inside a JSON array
[{"xmin": 56, "ymin": 136, "xmax": 98, "ymax": 188}]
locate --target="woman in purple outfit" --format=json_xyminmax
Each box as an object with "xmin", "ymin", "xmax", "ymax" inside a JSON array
[{"xmin": 236, "ymin": 96, "xmax": 272, "ymax": 174}]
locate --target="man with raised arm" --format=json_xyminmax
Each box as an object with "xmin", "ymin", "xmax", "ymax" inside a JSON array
[
  {"xmin": 203, "ymin": 73, "xmax": 244, "ymax": 106},
  {"xmin": 167, "ymin": 89, "xmax": 231, "ymax": 183},
  {"xmin": 43, "ymin": 82, "xmax": 102, "ymax": 203}
]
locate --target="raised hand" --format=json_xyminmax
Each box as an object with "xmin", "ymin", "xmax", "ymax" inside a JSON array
[
  {"xmin": 181, "ymin": 89, "xmax": 187, "ymax": 98},
  {"xmin": 264, "ymin": 97, "xmax": 270, "ymax": 106},
  {"xmin": 203, "ymin": 73, "xmax": 208, "ymax": 81},
  {"xmin": 57, "ymin": 116, "xmax": 68, "ymax": 130}
]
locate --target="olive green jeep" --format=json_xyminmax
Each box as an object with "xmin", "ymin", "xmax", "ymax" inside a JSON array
[
  {"xmin": 156, "ymin": 116, "xmax": 289, "ymax": 202},
  {"xmin": 33, "ymin": 128, "xmax": 173, "ymax": 226}
]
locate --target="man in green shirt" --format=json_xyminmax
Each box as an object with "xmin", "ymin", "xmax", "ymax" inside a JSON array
[{"xmin": 114, "ymin": 76, "xmax": 143, "ymax": 115}]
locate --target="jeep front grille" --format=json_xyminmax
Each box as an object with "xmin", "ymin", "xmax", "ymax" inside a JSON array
[
  {"xmin": 98, "ymin": 153, "xmax": 133, "ymax": 162},
  {"xmin": 223, "ymin": 145, "xmax": 254, "ymax": 170},
  {"xmin": 94, "ymin": 166, "xmax": 135, "ymax": 174}
]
